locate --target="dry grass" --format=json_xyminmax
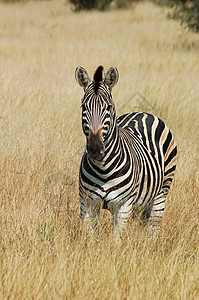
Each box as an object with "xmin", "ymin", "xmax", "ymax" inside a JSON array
[{"xmin": 0, "ymin": 1, "xmax": 198, "ymax": 299}]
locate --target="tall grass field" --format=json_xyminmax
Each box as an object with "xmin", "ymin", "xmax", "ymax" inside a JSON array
[{"xmin": 0, "ymin": 0, "xmax": 198, "ymax": 299}]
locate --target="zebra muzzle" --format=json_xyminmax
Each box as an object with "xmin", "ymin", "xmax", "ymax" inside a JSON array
[{"xmin": 87, "ymin": 129, "xmax": 104, "ymax": 160}]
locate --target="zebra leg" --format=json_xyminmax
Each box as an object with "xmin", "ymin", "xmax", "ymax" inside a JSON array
[
  {"xmin": 109, "ymin": 200, "xmax": 133, "ymax": 232},
  {"xmin": 148, "ymin": 192, "xmax": 166, "ymax": 237},
  {"xmin": 80, "ymin": 197, "xmax": 101, "ymax": 231},
  {"xmin": 149, "ymin": 172, "xmax": 175, "ymax": 237}
]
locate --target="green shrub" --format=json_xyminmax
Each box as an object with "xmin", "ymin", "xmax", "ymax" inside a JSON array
[
  {"xmin": 167, "ymin": 0, "xmax": 199, "ymax": 32},
  {"xmin": 68, "ymin": 0, "xmax": 110, "ymax": 11},
  {"xmin": 68, "ymin": 0, "xmax": 134, "ymax": 11}
]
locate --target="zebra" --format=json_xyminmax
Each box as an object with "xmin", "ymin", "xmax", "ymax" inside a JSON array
[{"xmin": 75, "ymin": 65, "xmax": 177, "ymax": 236}]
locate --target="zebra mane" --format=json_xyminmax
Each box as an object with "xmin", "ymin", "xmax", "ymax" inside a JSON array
[{"xmin": 93, "ymin": 66, "xmax": 104, "ymax": 93}]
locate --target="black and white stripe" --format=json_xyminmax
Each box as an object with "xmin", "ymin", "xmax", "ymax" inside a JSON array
[{"xmin": 75, "ymin": 66, "xmax": 177, "ymax": 235}]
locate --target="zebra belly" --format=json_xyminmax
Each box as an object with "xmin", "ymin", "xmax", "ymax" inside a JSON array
[
  {"xmin": 104, "ymin": 173, "xmax": 160, "ymax": 211},
  {"xmin": 80, "ymin": 168, "xmax": 161, "ymax": 213}
]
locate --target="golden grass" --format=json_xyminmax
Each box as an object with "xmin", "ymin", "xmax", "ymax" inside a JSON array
[{"xmin": 0, "ymin": 1, "xmax": 198, "ymax": 299}]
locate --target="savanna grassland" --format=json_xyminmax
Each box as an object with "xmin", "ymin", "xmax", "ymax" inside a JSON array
[{"xmin": 0, "ymin": 0, "xmax": 198, "ymax": 299}]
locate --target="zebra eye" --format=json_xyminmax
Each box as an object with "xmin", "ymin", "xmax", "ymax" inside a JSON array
[{"xmin": 82, "ymin": 123, "xmax": 89, "ymax": 136}]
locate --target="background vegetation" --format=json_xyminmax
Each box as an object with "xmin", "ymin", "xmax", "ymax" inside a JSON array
[
  {"xmin": 157, "ymin": 0, "xmax": 199, "ymax": 32},
  {"xmin": 1, "ymin": 0, "xmax": 199, "ymax": 31},
  {"xmin": 0, "ymin": 0, "xmax": 198, "ymax": 299},
  {"xmin": 68, "ymin": 0, "xmax": 199, "ymax": 32}
]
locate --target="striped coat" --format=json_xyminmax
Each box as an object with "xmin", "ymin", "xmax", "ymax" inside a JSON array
[{"xmin": 75, "ymin": 66, "xmax": 177, "ymax": 235}]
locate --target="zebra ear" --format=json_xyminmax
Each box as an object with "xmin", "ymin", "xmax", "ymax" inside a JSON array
[
  {"xmin": 104, "ymin": 67, "xmax": 119, "ymax": 89},
  {"xmin": 75, "ymin": 66, "xmax": 91, "ymax": 89}
]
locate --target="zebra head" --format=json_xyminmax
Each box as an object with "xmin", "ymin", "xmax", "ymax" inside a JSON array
[{"xmin": 75, "ymin": 65, "xmax": 119, "ymax": 161}]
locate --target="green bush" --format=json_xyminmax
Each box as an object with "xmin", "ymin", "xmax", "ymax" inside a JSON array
[
  {"xmin": 68, "ymin": 0, "xmax": 134, "ymax": 11},
  {"xmin": 167, "ymin": 0, "xmax": 199, "ymax": 32},
  {"xmin": 68, "ymin": 0, "xmax": 110, "ymax": 11}
]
